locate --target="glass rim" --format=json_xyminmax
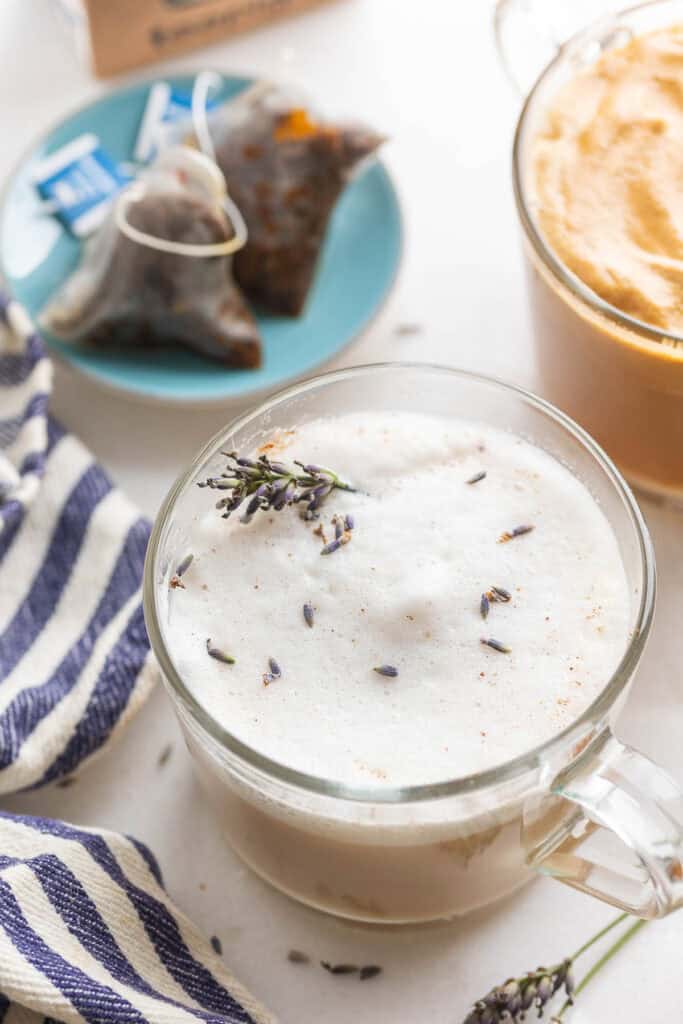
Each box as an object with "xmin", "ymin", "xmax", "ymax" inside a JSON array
[
  {"xmin": 512, "ymin": 0, "xmax": 683, "ymax": 354},
  {"xmin": 143, "ymin": 362, "xmax": 656, "ymax": 805}
]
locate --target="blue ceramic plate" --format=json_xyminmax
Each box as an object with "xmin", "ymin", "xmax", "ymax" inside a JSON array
[{"xmin": 0, "ymin": 75, "xmax": 402, "ymax": 403}]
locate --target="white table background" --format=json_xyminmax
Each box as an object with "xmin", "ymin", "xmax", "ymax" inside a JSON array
[{"xmin": 1, "ymin": 1, "xmax": 682, "ymax": 1020}]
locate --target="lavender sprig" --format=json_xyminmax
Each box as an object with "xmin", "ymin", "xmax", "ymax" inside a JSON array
[
  {"xmin": 199, "ymin": 452, "xmax": 355, "ymax": 523},
  {"xmin": 462, "ymin": 912, "xmax": 646, "ymax": 1023}
]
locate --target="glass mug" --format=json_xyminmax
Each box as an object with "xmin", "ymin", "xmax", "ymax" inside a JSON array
[
  {"xmin": 144, "ymin": 364, "xmax": 683, "ymax": 924},
  {"xmin": 496, "ymin": 0, "xmax": 683, "ymax": 501}
]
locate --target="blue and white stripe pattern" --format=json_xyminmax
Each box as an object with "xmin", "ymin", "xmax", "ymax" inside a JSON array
[
  {"xmin": 0, "ymin": 297, "xmax": 156, "ymax": 792},
  {"xmin": 0, "ymin": 304, "xmax": 270, "ymax": 1022},
  {"xmin": 0, "ymin": 812, "xmax": 271, "ymax": 1024}
]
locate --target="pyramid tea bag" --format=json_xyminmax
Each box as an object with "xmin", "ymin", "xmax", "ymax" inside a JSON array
[
  {"xmin": 41, "ymin": 146, "xmax": 261, "ymax": 368},
  {"xmin": 211, "ymin": 83, "xmax": 385, "ymax": 316}
]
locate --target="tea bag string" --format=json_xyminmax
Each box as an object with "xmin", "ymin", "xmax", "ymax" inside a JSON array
[
  {"xmin": 116, "ymin": 71, "xmax": 250, "ymax": 258},
  {"xmin": 191, "ymin": 70, "xmax": 220, "ymax": 164},
  {"xmin": 115, "ymin": 183, "xmax": 247, "ymax": 258},
  {"xmin": 193, "ymin": 74, "xmax": 274, "ymax": 163}
]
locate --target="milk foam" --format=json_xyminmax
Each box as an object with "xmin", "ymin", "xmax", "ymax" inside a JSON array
[{"xmin": 164, "ymin": 412, "xmax": 631, "ymax": 787}]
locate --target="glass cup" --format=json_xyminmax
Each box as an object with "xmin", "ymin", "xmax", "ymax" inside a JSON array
[
  {"xmin": 497, "ymin": 0, "xmax": 683, "ymax": 500},
  {"xmin": 143, "ymin": 363, "xmax": 683, "ymax": 924}
]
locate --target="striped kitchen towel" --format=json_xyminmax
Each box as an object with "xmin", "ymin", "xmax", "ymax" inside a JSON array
[
  {"xmin": 0, "ymin": 812, "xmax": 272, "ymax": 1024},
  {"xmin": 0, "ymin": 297, "xmax": 156, "ymax": 793},
  {"xmin": 0, "ymin": 302, "xmax": 272, "ymax": 1023}
]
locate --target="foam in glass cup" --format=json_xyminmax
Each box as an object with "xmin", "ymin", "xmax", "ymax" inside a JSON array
[{"xmin": 144, "ymin": 364, "xmax": 683, "ymax": 923}]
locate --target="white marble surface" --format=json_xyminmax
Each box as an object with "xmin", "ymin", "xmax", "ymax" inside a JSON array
[{"xmin": 1, "ymin": 1, "xmax": 682, "ymax": 1020}]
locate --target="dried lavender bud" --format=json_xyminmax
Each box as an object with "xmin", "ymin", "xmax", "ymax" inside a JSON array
[
  {"xmin": 56, "ymin": 776, "xmax": 77, "ymax": 789},
  {"xmin": 246, "ymin": 485, "xmax": 267, "ymax": 515},
  {"xmin": 334, "ymin": 517, "xmax": 343, "ymax": 540},
  {"xmin": 394, "ymin": 322, "xmax": 422, "ymax": 336},
  {"xmin": 268, "ymin": 657, "xmax": 281, "ymax": 678},
  {"xmin": 480, "ymin": 638, "xmax": 511, "ymax": 654},
  {"xmin": 499, "ymin": 524, "xmax": 535, "ymax": 543},
  {"xmin": 288, "ymin": 949, "xmax": 310, "ymax": 965},
  {"xmin": 359, "ymin": 966, "xmax": 382, "ymax": 981},
  {"xmin": 489, "ymin": 586, "xmax": 511, "ymax": 603},
  {"xmin": 206, "ymin": 639, "xmax": 236, "ymax": 664},
  {"xmin": 303, "ymin": 603, "xmax": 315, "ymax": 628},
  {"xmin": 321, "ymin": 538, "xmax": 342, "ymax": 556},
  {"xmin": 210, "ymin": 936, "xmax": 222, "ymax": 956},
  {"xmin": 157, "ymin": 744, "xmax": 173, "ymax": 768},
  {"xmin": 321, "ymin": 962, "xmax": 359, "ymax": 976},
  {"xmin": 480, "ymin": 593, "xmax": 490, "ymax": 619},
  {"xmin": 536, "ymin": 975, "xmax": 553, "ymax": 1003},
  {"xmin": 499, "ymin": 981, "xmax": 521, "ymax": 1014},
  {"xmin": 175, "ymin": 553, "xmax": 194, "ymax": 577},
  {"xmin": 466, "ymin": 471, "xmax": 487, "ymax": 485},
  {"xmin": 266, "ymin": 461, "xmax": 289, "ymax": 475},
  {"xmin": 344, "ymin": 513, "xmax": 355, "ymax": 531},
  {"xmin": 374, "ymin": 665, "xmax": 399, "ymax": 678}
]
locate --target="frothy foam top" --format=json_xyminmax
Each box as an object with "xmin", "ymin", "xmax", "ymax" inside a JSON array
[{"xmin": 164, "ymin": 412, "xmax": 631, "ymax": 787}]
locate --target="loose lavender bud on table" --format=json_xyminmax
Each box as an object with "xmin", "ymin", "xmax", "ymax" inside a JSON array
[
  {"xmin": 373, "ymin": 665, "xmax": 398, "ymax": 678},
  {"xmin": 489, "ymin": 586, "xmax": 511, "ymax": 603},
  {"xmin": 498, "ymin": 524, "xmax": 534, "ymax": 543},
  {"xmin": 359, "ymin": 966, "xmax": 382, "ymax": 982},
  {"xmin": 321, "ymin": 538, "xmax": 342, "ymax": 556},
  {"xmin": 466, "ymin": 470, "xmax": 487, "ymax": 485},
  {"xmin": 288, "ymin": 950, "xmax": 310, "ymax": 965},
  {"xmin": 321, "ymin": 962, "xmax": 359, "ymax": 976},
  {"xmin": 303, "ymin": 603, "xmax": 315, "ymax": 628},
  {"xmin": 480, "ymin": 593, "xmax": 490, "ymax": 619}
]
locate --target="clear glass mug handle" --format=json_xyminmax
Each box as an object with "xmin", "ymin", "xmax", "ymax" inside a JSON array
[
  {"xmin": 524, "ymin": 730, "xmax": 683, "ymax": 918},
  {"xmin": 494, "ymin": 0, "xmax": 631, "ymax": 96}
]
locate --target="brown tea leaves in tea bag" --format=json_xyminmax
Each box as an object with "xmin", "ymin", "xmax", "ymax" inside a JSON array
[
  {"xmin": 42, "ymin": 148, "xmax": 261, "ymax": 368},
  {"xmin": 212, "ymin": 83, "xmax": 384, "ymax": 315}
]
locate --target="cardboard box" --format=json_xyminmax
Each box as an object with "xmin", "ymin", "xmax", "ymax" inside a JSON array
[{"xmin": 74, "ymin": 0, "xmax": 334, "ymax": 77}]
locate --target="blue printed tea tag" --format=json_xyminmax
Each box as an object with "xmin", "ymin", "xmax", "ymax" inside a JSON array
[{"xmin": 31, "ymin": 133, "xmax": 132, "ymax": 238}]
